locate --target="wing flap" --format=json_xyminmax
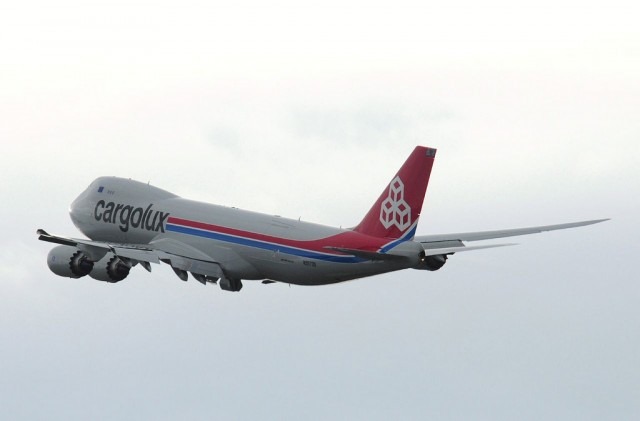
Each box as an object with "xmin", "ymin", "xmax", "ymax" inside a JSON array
[{"xmin": 159, "ymin": 254, "xmax": 224, "ymax": 278}]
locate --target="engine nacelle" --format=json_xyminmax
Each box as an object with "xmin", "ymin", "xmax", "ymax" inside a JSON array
[
  {"xmin": 89, "ymin": 253, "xmax": 131, "ymax": 283},
  {"xmin": 47, "ymin": 245, "xmax": 94, "ymax": 278},
  {"xmin": 415, "ymin": 252, "xmax": 448, "ymax": 271},
  {"xmin": 219, "ymin": 277, "xmax": 243, "ymax": 292}
]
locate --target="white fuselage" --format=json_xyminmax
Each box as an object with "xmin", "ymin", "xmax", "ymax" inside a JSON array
[{"xmin": 69, "ymin": 177, "xmax": 420, "ymax": 285}]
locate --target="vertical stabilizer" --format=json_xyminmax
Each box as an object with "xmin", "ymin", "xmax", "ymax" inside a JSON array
[{"xmin": 354, "ymin": 146, "xmax": 436, "ymax": 239}]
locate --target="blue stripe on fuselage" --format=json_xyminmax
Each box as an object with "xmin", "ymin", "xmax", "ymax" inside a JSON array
[
  {"xmin": 166, "ymin": 224, "xmax": 365, "ymax": 263},
  {"xmin": 378, "ymin": 224, "xmax": 418, "ymax": 253}
]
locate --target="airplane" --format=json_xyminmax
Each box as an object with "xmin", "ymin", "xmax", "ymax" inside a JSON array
[{"xmin": 37, "ymin": 146, "xmax": 607, "ymax": 292}]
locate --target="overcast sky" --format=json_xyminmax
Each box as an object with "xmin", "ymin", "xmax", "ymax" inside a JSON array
[{"xmin": 1, "ymin": 0, "xmax": 639, "ymax": 420}]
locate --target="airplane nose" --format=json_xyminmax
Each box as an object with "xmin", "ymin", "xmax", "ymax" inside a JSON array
[
  {"xmin": 69, "ymin": 188, "xmax": 93, "ymax": 229},
  {"xmin": 69, "ymin": 195, "xmax": 82, "ymax": 225}
]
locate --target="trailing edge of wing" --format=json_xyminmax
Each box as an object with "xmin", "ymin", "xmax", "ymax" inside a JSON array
[{"xmin": 414, "ymin": 219, "xmax": 609, "ymax": 243}]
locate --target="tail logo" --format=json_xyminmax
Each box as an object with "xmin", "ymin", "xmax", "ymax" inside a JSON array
[{"xmin": 379, "ymin": 176, "xmax": 411, "ymax": 231}]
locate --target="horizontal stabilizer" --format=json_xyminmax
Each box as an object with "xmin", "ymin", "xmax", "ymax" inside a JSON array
[{"xmin": 422, "ymin": 243, "xmax": 517, "ymax": 256}]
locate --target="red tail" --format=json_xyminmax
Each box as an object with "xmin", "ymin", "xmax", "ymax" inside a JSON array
[{"xmin": 354, "ymin": 146, "xmax": 436, "ymax": 239}]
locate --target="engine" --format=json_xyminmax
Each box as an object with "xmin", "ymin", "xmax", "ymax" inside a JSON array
[
  {"xmin": 47, "ymin": 245, "xmax": 94, "ymax": 278},
  {"xmin": 47, "ymin": 245, "xmax": 131, "ymax": 283},
  {"xmin": 415, "ymin": 252, "xmax": 448, "ymax": 271},
  {"xmin": 89, "ymin": 253, "xmax": 132, "ymax": 283}
]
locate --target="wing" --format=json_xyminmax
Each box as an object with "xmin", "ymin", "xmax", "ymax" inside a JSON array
[
  {"xmin": 37, "ymin": 229, "xmax": 224, "ymax": 282},
  {"xmin": 414, "ymin": 219, "xmax": 609, "ymax": 243}
]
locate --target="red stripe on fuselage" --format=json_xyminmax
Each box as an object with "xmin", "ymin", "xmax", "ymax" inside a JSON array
[{"xmin": 166, "ymin": 216, "xmax": 388, "ymax": 253}]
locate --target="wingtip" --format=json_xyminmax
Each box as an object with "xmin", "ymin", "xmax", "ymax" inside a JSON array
[{"xmin": 588, "ymin": 218, "xmax": 610, "ymax": 225}]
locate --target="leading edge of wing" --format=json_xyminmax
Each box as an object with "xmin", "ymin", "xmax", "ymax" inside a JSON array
[{"xmin": 415, "ymin": 219, "xmax": 609, "ymax": 243}]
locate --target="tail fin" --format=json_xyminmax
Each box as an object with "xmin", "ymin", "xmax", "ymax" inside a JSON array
[{"xmin": 354, "ymin": 146, "xmax": 436, "ymax": 239}]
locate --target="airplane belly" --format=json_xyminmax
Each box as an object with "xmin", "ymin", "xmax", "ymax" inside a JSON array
[
  {"xmin": 244, "ymin": 249, "xmax": 328, "ymax": 284},
  {"xmin": 244, "ymin": 249, "xmax": 403, "ymax": 285}
]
